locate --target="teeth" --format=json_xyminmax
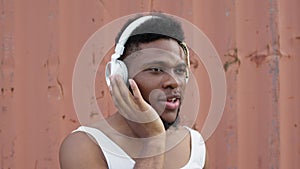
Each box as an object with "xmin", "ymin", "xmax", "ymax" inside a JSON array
[{"xmin": 168, "ymin": 98, "xmax": 176, "ymax": 102}]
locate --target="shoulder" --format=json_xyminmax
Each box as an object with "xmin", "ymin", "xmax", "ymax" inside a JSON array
[{"xmin": 59, "ymin": 130, "xmax": 108, "ymax": 169}]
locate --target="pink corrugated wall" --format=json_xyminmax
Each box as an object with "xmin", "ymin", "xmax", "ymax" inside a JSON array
[{"xmin": 0, "ymin": 0, "xmax": 299, "ymax": 168}]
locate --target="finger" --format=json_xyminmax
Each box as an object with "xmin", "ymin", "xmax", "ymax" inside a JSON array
[
  {"xmin": 112, "ymin": 76, "xmax": 154, "ymax": 122},
  {"xmin": 129, "ymin": 79, "xmax": 149, "ymax": 111},
  {"xmin": 110, "ymin": 75, "xmax": 131, "ymax": 113},
  {"xmin": 128, "ymin": 79, "xmax": 143, "ymax": 100},
  {"xmin": 111, "ymin": 76, "xmax": 147, "ymax": 121},
  {"xmin": 114, "ymin": 75, "xmax": 133, "ymax": 104},
  {"xmin": 115, "ymin": 76, "xmax": 148, "ymax": 115}
]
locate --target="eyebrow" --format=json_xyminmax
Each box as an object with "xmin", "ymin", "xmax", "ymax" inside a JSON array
[{"xmin": 142, "ymin": 60, "xmax": 187, "ymax": 68}]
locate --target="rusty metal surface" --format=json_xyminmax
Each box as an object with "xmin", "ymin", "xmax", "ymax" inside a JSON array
[{"xmin": 0, "ymin": 0, "xmax": 299, "ymax": 168}]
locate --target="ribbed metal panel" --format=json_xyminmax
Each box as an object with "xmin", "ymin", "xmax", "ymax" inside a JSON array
[{"xmin": 0, "ymin": 0, "xmax": 299, "ymax": 168}]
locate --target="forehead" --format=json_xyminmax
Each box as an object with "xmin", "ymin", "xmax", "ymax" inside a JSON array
[
  {"xmin": 139, "ymin": 39, "xmax": 182, "ymax": 55},
  {"xmin": 124, "ymin": 39, "xmax": 185, "ymax": 66}
]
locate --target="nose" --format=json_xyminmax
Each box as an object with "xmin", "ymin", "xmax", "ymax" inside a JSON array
[{"xmin": 161, "ymin": 73, "xmax": 180, "ymax": 89}]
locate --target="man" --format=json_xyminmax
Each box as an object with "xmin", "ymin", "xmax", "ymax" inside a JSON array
[{"xmin": 60, "ymin": 13, "xmax": 207, "ymax": 169}]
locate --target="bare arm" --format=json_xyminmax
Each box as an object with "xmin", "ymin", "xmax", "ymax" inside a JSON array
[
  {"xmin": 59, "ymin": 132, "xmax": 108, "ymax": 169},
  {"xmin": 133, "ymin": 133, "xmax": 166, "ymax": 169},
  {"xmin": 110, "ymin": 76, "xmax": 166, "ymax": 168}
]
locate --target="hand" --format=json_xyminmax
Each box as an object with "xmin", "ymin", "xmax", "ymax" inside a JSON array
[{"xmin": 110, "ymin": 75, "xmax": 165, "ymax": 138}]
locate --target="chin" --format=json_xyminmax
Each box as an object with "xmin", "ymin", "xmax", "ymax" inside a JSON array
[{"xmin": 160, "ymin": 110, "xmax": 179, "ymax": 123}]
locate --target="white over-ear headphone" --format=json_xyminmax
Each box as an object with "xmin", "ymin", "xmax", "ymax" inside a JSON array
[
  {"xmin": 105, "ymin": 15, "xmax": 190, "ymax": 87},
  {"xmin": 105, "ymin": 15, "xmax": 157, "ymax": 86}
]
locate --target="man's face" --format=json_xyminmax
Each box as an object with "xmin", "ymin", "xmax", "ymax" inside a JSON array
[{"xmin": 124, "ymin": 39, "xmax": 187, "ymax": 124}]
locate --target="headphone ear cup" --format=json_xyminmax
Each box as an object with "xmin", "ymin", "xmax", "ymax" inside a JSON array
[{"xmin": 105, "ymin": 60, "xmax": 129, "ymax": 86}]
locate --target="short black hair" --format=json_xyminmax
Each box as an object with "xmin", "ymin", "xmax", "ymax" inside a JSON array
[{"xmin": 115, "ymin": 13, "xmax": 185, "ymax": 60}]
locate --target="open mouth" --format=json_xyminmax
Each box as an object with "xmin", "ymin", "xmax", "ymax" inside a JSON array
[
  {"xmin": 164, "ymin": 97, "xmax": 180, "ymax": 110},
  {"xmin": 167, "ymin": 98, "xmax": 178, "ymax": 103}
]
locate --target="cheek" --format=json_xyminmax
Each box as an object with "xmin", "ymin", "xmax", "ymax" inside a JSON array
[
  {"xmin": 134, "ymin": 78, "xmax": 161, "ymax": 101},
  {"xmin": 133, "ymin": 77, "xmax": 148, "ymax": 94},
  {"xmin": 138, "ymin": 86, "xmax": 150, "ymax": 101},
  {"xmin": 132, "ymin": 69, "xmax": 164, "ymax": 84},
  {"xmin": 135, "ymin": 82, "xmax": 153, "ymax": 101}
]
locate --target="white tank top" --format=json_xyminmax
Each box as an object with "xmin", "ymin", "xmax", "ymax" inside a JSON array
[{"xmin": 73, "ymin": 126, "xmax": 206, "ymax": 169}]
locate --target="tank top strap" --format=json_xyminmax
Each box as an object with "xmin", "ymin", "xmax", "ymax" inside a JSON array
[{"xmin": 181, "ymin": 127, "xmax": 206, "ymax": 169}]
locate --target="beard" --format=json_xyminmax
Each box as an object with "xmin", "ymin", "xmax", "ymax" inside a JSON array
[{"xmin": 161, "ymin": 108, "xmax": 180, "ymax": 130}]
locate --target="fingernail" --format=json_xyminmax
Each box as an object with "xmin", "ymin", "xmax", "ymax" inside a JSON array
[
  {"xmin": 129, "ymin": 79, "xmax": 134, "ymax": 87},
  {"xmin": 109, "ymin": 75, "xmax": 115, "ymax": 82}
]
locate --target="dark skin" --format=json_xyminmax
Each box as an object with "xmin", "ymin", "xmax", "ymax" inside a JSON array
[{"xmin": 59, "ymin": 39, "xmax": 208, "ymax": 169}]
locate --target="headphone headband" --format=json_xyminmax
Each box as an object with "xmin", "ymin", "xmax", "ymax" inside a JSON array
[{"xmin": 114, "ymin": 15, "xmax": 159, "ymax": 57}]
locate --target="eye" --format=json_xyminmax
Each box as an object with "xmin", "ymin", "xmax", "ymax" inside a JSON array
[
  {"xmin": 175, "ymin": 67, "xmax": 186, "ymax": 75},
  {"xmin": 146, "ymin": 67, "xmax": 164, "ymax": 74}
]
